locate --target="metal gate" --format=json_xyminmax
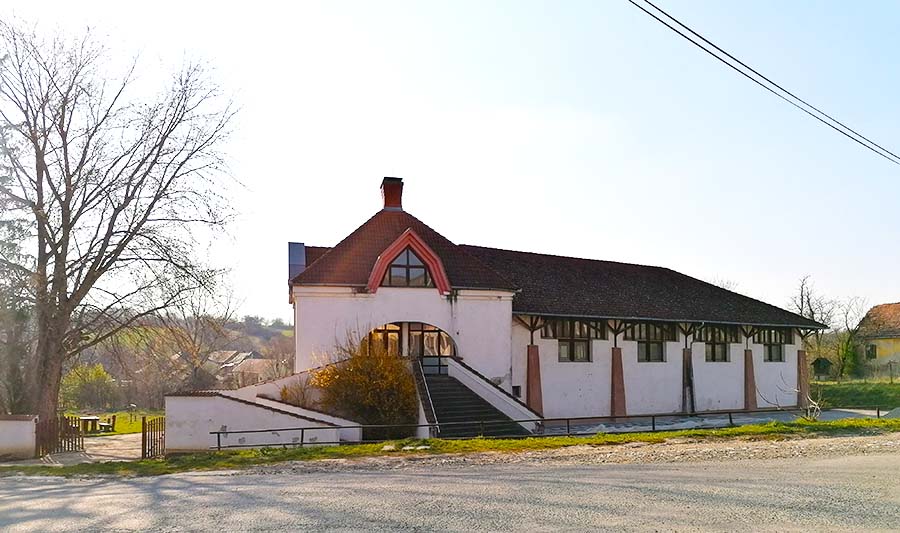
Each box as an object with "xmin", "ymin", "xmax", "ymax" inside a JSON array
[
  {"xmin": 35, "ymin": 415, "xmax": 84, "ymax": 457},
  {"xmin": 141, "ymin": 416, "xmax": 165, "ymax": 458}
]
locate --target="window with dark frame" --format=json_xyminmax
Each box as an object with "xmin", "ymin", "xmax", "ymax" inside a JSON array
[
  {"xmin": 367, "ymin": 323, "xmax": 401, "ymax": 356},
  {"xmin": 380, "ymin": 248, "xmax": 434, "ymax": 288},
  {"xmin": 625, "ymin": 322, "xmax": 676, "ymax": 363},
  {"xmin": 695, "ymin": 325, "xmax": 739, "ymax": 363},
  {"xmin": 754, "ymin": 327, "xmax": 792, "ymax": 363},
  {"xmin": 866, "ymin": 344, "xmax": 877, "ymax": 360},
  {"xmin": 541, "ymin": 319, "xmax": 603, "ymax": 362}
]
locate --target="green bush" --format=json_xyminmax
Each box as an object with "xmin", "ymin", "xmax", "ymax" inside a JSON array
[
  {"xmin": 60, "ymin": 363, "xmax": 120, "ymax": 410},
  {"xmin": 311, "ymin": 335, "xmax": 418, "ymax": 440}
]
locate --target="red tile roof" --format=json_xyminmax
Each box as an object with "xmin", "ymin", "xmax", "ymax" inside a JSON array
[
  {"xmin": 859, "ymin": 303, "xmax": 900, "ymax": 338},
  {"xmin": 291, "ymin": 208, "xmax": 825, "ymax": 329},
  {"xmin": 292, "ymin": 210, "xmax": 515, "ymax": 291}
]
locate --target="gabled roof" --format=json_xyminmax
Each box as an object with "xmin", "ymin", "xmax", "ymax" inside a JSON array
[
  {"xmin": 304, "ymin": 245, "xmax": 331, "ymax": 267},
  {"xmin": 859, "ymin": 303, "xmax": 900, "ymax": 339},
  {"xmin": 292, "ymin": 210, "xmax": 516, "ymax": 291},
  {"xmin": 461, "ymin": 245, "xmax": 825, "ymax": 329}
]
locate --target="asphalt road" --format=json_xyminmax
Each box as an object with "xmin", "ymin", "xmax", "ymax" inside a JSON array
[{"xmin": 2, "ymin": 453, "xmax": 898, "ymax": 532}]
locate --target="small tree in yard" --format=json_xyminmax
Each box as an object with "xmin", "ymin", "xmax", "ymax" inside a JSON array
[
  {"xmin": 59, "ymin": 362, "xmax": 119, "ymax": 410},
  {"xmin": 311, "ymin": 334, "xmax": 419, "ymax": 440}
]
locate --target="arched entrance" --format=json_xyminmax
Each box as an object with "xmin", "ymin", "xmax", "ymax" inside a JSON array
[{"xmin": 367, "ymin": 322, "xmax": 456, "ymax": 375}]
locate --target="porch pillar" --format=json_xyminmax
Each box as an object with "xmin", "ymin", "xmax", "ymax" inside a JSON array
[
  {"xmin": 610, "ymin": 347, "xmax": 627, "ymax": 417},
  {"xmin": 744, "ymin": 349, "xmax": 757, "ymax": 410},
  {"xmin": 797, "ymin": 349, "xmax": 809, "ymax": 408},
  {"xmin": 526, "ymin": 345, "xmax": 544, "ymax": 416},
  {"xmin": 682, "ymin": 348, "xmax": 695, "ymax": 413}
]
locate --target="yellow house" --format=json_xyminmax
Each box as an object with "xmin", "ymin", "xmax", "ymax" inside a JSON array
[{"xmin": 858, "ymin": 302, "xmax": 900, "ymax": 366}]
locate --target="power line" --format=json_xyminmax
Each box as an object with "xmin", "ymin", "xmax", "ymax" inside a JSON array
[
  {"xmin": 626, "ymin": 0, "xmax": 900, "ymax": 166},
  {"xmin": 642, "ymin": 0, "xmax": 900, "ymax": 164}
]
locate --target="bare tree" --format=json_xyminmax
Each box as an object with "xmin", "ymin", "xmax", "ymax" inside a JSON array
[
  {"xmin": 0, "ymin": 21, "xmax": 234, "ymax": 419},
  {"xmin": 790, "ymin": 276, "xmax": 836, "ymax": 362},
  {"xmin": 833, "ymin": 297, "xmax": 867, "ymax": 379}
]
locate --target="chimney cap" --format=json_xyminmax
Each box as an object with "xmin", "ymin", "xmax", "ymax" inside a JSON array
[{"xmin": 381, "ymin": 177, "xmax": 404, "ymax": 210}]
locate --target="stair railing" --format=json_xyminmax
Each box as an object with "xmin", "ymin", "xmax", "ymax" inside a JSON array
[{"xmin": 415, "ymin": 359, "xmax": 440, "ymax": 437}]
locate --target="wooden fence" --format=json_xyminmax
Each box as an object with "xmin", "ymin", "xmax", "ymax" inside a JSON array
[
  {"xmin": 141, "ymin": 416, "xmax": 165, "ymax": 459},
  {"xmin": 35, "ymin": 415, "xmax": 84, "ymax": 457}
]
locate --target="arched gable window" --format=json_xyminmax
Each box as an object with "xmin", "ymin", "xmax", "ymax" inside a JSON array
[{"xmin": 381, "ymin": 247, "xmax": 434, "ymax": 287}]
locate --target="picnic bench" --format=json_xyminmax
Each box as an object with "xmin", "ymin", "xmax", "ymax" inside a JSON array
[{"xmin": 99, "ymin": 415, "xmax": 117, "ymax": 432}]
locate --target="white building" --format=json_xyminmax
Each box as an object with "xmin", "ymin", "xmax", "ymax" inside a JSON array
[{"xmin": 166, "ymin": 177, "xmax": 824, "ymax": 449}]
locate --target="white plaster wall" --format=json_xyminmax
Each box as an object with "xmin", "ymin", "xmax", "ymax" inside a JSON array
[
  {"xmin": 511, "ymin": 322, "xmax": 612, "ymax": 419},
  {"xmin": 165, "ymin": 396, "xmax": 338, "ymax": 452},
  {"xmin": 293, "ymin": 286, "xmax": 514, "ymax": 386},
  {"xmin": 621, "ymin": 340, "xmax": 683, "ymax": 415},
  {"xmin": 0, "ymin": 417, "xmax": 37, "ymax": 459},
  {"xmin": 691, "ymin": 342, "xmax": 745, "ymax": 411},
  {"xmin": 753, "ymin": 340, "xmax": 800, "ymax": 408}
]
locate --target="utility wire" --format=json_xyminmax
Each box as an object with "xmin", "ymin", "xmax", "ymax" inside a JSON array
[
  {"xmin": 642, "ymin": 0, "xmax": 900, "ymax": 164},
  {"xmin": 626, "ymin": 0, "xmax": 900, "ymax": 166}
]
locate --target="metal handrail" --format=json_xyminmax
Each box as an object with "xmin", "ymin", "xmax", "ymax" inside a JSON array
[
  {"xmin": 416, "ymin": 359, "xmax": 440, "ymax": 436},
  {"xmin": 208, "ymin": 405, "xmax": 889, "ymax": 450}
]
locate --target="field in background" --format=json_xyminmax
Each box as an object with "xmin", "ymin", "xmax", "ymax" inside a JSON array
[{"xmin": 812, "ymin": 381, "xmax": 900, "ymax": 410}]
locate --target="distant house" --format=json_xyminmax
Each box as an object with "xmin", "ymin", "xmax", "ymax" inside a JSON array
[{"xmin": 858, "ymin": 303, "xmax": 900, "ymax": 366}]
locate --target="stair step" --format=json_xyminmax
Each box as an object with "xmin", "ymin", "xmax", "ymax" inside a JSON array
[{"xmin": 424, "ymin": 375, "xmax": 530, "ymax": 438}]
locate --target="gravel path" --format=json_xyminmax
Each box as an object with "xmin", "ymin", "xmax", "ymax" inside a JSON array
[{"xmin": 2, "ymin": 433, "xmax": 899, "ymax": 531}]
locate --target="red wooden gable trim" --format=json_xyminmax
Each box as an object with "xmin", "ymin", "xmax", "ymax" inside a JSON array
[{"xmin": 366, "ymin": 229, "xmax": 452, "ymax": 294}]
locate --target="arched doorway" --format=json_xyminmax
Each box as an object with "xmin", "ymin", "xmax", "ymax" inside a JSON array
[{"xmin": 367, "ymin": 322, "xmax": 456, "ymax": 375}]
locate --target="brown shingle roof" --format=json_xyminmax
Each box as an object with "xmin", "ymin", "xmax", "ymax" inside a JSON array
[
  {"xmin": 461, "ymin": 245, "xmax": 825, "ymax": 329},
  {"xmin": 859, "ymin": 303, "xmax": 900, "ymax": 338},
  {"xmin": 292, "ymin": 210, "xmax": 515, "ymax": 291},
  {"xmin": 304, "ymin": 246, "xmax": 331, "ymax": 267}
]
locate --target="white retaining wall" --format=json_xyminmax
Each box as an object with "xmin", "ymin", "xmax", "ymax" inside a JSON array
[
  {"xmin": 0, "ymin": 416, "xmax": 37, "ymax": 459},
  {"xmin": 165, "ymin": 395, "xmax": 340, "ymax": 452}
]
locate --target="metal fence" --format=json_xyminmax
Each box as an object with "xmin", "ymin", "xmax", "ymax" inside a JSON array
[
  {"xmin": 35, "ymin": 415, "xmax": 84, "ymax": 457},
  {"xmin": 209, "ymin": 405, "xmax": 890, "ymax": 451},
  {"xmin": 141, "ymin": 416, "xmax": 166, "ymax": 459}
]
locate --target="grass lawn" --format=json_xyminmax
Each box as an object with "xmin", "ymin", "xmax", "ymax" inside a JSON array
[
  {"xmin": 3, "ymin": 418, "xmax": 899, "ymax": 478},
  {"xmin": 65, "ymin": 410, "xmax": 164, "ymax": 436},
  {"xmin": 811, "ymin": 381, "xmax": 900, "ymax": 410}
]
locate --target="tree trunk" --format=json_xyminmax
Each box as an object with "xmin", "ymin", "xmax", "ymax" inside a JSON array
[{"xmin": 30, "ymin": 314, "xmax": 67, "ymax": 421}]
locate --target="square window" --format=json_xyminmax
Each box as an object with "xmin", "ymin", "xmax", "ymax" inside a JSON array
[
  {"xmin": 408, "ymin": 267, "xmax": 427, "ymax": 286},
  {"xmin": 512, "ymin": 385, "xmax": 522, "ymax": 398},
  {"xmin": 389, "ymin": 266, "xmax": 406, "ymax": 285},
  {"xmin": 764, "ymin": 344, "xmax": 784, "ymax": 362},
  {"xmin": 705, "ymin": 343, "xmax": 729, "ymax": 362},
  {"xmin": 638, "ymin": 341, "xmax": 665, "ymax": 362}
]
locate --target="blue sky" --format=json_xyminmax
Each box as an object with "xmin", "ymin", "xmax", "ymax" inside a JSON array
[{"xmin": 12, "ymin": 1, "xmax": 900, "ymax": 321}]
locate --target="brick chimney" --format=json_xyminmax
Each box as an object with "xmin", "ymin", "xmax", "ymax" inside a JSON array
[{"xmin": 381, "ymin": 177, "xmax": 403, "ymax": 211}]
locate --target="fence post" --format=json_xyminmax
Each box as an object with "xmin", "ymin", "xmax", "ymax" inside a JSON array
[
  {"xmin": 877, "ymin": 407, "xmax": 881, "ymax": 419},
  {"xmin": 728, "ymin": 412, "xmax": 734, "ymax": 427},
  {"xmin": 651, "ymin": 416, "xmax": 656, "ymax": 432},
  {"xmin": 300, "ymin": 427, "xmax": 305, "ymax": 447},
  {"xmin": 141, "ymin": 416, "xmax": 147, "ymax": 459},
  {"xmin": 566, "ymin": 419, "xmax": 570, "ymax": 436},
  {"xmin": 479, "ymin": 420, "xmax": 485, "ymax": 436},
  {"xmin": 216, "ymin": 432, "xmax": 221, "ymax": 451}
]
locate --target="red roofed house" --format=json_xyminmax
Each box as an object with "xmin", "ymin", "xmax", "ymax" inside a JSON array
[
  {"xmin": 288, "ymin": 179, "xmax": 824, "ymax": 425},
  {"xmin": 165, "ymin": 178, "xmax": 826, "ymax": 450}
]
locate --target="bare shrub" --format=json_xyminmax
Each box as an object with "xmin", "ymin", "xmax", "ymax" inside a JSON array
[{"xmin": 311, "ymin": 333, "xmax": 418, "ymax": 440}]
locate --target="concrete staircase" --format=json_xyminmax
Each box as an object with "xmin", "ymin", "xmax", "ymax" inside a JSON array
[{"xmin": 424, "ymin": 374, "xmax": 530, "ymax": 438}]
